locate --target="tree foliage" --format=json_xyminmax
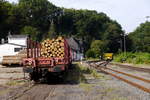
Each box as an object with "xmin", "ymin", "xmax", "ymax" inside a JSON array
[
  {"xmin": 91, "ymin": 40, "xmax": 107, "ymax": 57},
  {"xmin": 18, "ymin": 0, "xmax": 58, "ymax": 40},
  {"xmin": 86, "ymin": 40, "xmax": 107, "ymax": 58},
  {"xmin": 21, "ymin": 26, "xmax": 39, "ymax": 40},
  {"xmin": 0, "ymin": 0, "xmax": 124, "ymax": 54},
  {"xmin": 128, "ymin": 21, "xmax": 150, "ymax": 52},
  {"xmin": 86, "ymin": 49, "xmax": 95, "ymax": 58},
  {"xmin": 0, "ymin": 0, "xmax": 13, "ymax": 38}
]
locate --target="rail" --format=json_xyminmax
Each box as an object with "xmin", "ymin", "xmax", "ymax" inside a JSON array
[
  {"xmin": 88, "ymin": 61, "xmax": 150, "ymax": 93},
  {"xmin": 110, "ymin": 63, "xmax": 150, "ymax": 73}
]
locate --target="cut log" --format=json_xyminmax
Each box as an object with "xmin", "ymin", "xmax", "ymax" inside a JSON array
[{"xmin": 41, "ymin": 36, "xmax": 65, "ymax": 58}]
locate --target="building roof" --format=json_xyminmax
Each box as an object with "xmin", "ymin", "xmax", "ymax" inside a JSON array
[
  {"xmin": 0, "ymin": 43, "xmax": 26, "ymax": 47},
  {"xmin": 8, "ymin": 35, "xmax": 28, "ymax": 38},
  {"xmin": 66, "ymin": 37, "xmax": 83, "ymax": 52}
]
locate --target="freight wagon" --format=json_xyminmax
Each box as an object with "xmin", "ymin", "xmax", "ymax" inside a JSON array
[{"xmin": 22, "ymin": 37, "xmax": 72, "ymax": 81}]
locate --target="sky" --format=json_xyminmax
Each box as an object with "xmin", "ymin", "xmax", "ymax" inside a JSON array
[{"xmin": 7, "ymin": 0, "xmax": 150, "ymax": 33}]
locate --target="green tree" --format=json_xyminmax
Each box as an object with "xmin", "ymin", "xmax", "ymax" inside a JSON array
[
  {"xmin": 87, "ymin": 40, "xmax": 107, "ymax": 58},
  {"xmin": 102, "ymin": 21, "xmax": 124, "ymax": 53},
  {"xmin": 0, "ymin": 0, "xmax": 13, "ymax": 38},
  {"xmin": 18, "ymin": 0, "xmax": 58, "ymax": 40},
  {"xmin": 21, "ymin": 26, "xmax": 39, "ymax": 40},
  {"xmin": 0, "ymin": 0, "xmax": 124, "ymax": 54},
  {"xmin": 128, "ymin": 21, "xmax": 150, "ymax": 52}
]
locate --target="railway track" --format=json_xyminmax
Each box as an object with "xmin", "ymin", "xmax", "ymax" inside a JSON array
[
  {"xmin": 110, "ymin": 63, "xmax": 150, "ymax": 73},
  {"xmin": 88, "ymin": 61, "xmax": 150, "ymax": 93},
  {"xmin": 87, "ymin": 60, "xmax": 150, "ymax": 73}
]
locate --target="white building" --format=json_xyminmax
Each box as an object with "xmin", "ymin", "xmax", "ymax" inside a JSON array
[{"xmin": 0, "ymin": 35, "xmax": 28, "ymax": 63}]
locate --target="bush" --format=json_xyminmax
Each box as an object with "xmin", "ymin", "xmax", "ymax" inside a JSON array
[
  {"xmin": 114, "ymin": 52, "xmax": 150, "ymax": 64},
  {"xmin": 86, "ymin": 49, "xmax": 95, "ymax": 58},
  {"xmin": 86, "ymin": 40, "xmax": 107, "ymax": 58}
]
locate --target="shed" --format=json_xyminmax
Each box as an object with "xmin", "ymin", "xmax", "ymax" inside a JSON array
[{"xmin": 66, "ymin": 37, "xmax": 84, "ymax": 61}]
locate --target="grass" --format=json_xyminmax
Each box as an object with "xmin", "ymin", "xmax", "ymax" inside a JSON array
[
  {"xmin": 77, "ymin": 63, "xmax": 104, "ymax": 79},
  {"xmin": 6, "ymin": 80, "xmax": 27, "ymax": 86},
  {"xmin": 114, "ymin": 52, "xmax": 150, "ymax": 65},
  {"xmin": 79, "ymin": 83, "xmax": 94, "ymax": 92}
]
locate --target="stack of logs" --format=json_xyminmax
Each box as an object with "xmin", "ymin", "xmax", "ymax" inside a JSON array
[
  {"xmin": 2, "ymin": 50, "xmax": 27, "ymax": 65},
  {"xmin": 41, "ymin": 37, "xmax": 65, "ymax": 58}
]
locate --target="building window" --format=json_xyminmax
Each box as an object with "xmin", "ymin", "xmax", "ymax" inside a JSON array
[{"xmin": 14, "ymin": 48, "xmax": 22, "ymax": 52}]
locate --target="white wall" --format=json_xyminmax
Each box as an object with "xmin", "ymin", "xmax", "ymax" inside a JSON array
[
  {"xmin": 0, "ymin": 44, "xmax": 23, "ymax": 63},
  {"xmin": 8, "ymin": 38, "xmax": 27, "ymax": 46}
]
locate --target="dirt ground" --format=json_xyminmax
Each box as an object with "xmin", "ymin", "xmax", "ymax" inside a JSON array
[{"xmin": 0, "ymin": 63, "xmax": 149, "ymax": 100}]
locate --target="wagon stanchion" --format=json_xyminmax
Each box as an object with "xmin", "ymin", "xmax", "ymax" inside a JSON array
[{"xmin": 27, "ymin": 38, "xmax": 29, "ymax": 58}]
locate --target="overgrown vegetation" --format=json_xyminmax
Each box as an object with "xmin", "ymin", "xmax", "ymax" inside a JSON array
[
  {"xmin": 86, "ymin": 40, "xmax": 107, "ymax": 58},
  {"xmin": 66, "ymin": 63, "xmax": 103, "ymax": 83},
  {"xmin": 114, "ymin": 52, "xmax": 150, "ymax": 64},
  {"xmin": 128, "ymin": 21, "xmax": 150, "ymax": 52},
  {"xmin": 68, "ymin": 63, "xmax": 108, "ymax": 92}
]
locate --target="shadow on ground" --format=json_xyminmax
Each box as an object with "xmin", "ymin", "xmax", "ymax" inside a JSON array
[{"xmin": 36, "ymin": 63, "xmax": 88, "ymax": 85}]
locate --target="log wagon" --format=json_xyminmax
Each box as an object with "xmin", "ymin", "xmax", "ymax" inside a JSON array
[{"xmin": 22, "ymin": 37, "xmax": 72, "ymax": 81}]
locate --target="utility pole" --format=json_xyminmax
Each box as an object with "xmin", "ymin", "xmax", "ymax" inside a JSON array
[
  {"xmin": 118, "ymin": 39, "xmax": 122, "ymax": 52},
  {"xmin": 122, "ymin": 32, "xmax": 126, "ymax": 62},
  {"xmin": 123, "ymin": 33, "xmax": 126, "ymax": 53}
]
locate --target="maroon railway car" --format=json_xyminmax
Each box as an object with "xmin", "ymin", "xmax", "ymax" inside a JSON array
[{"xmin": 22, "ymin": 37, "xmax": 72, "ymax": 81}]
